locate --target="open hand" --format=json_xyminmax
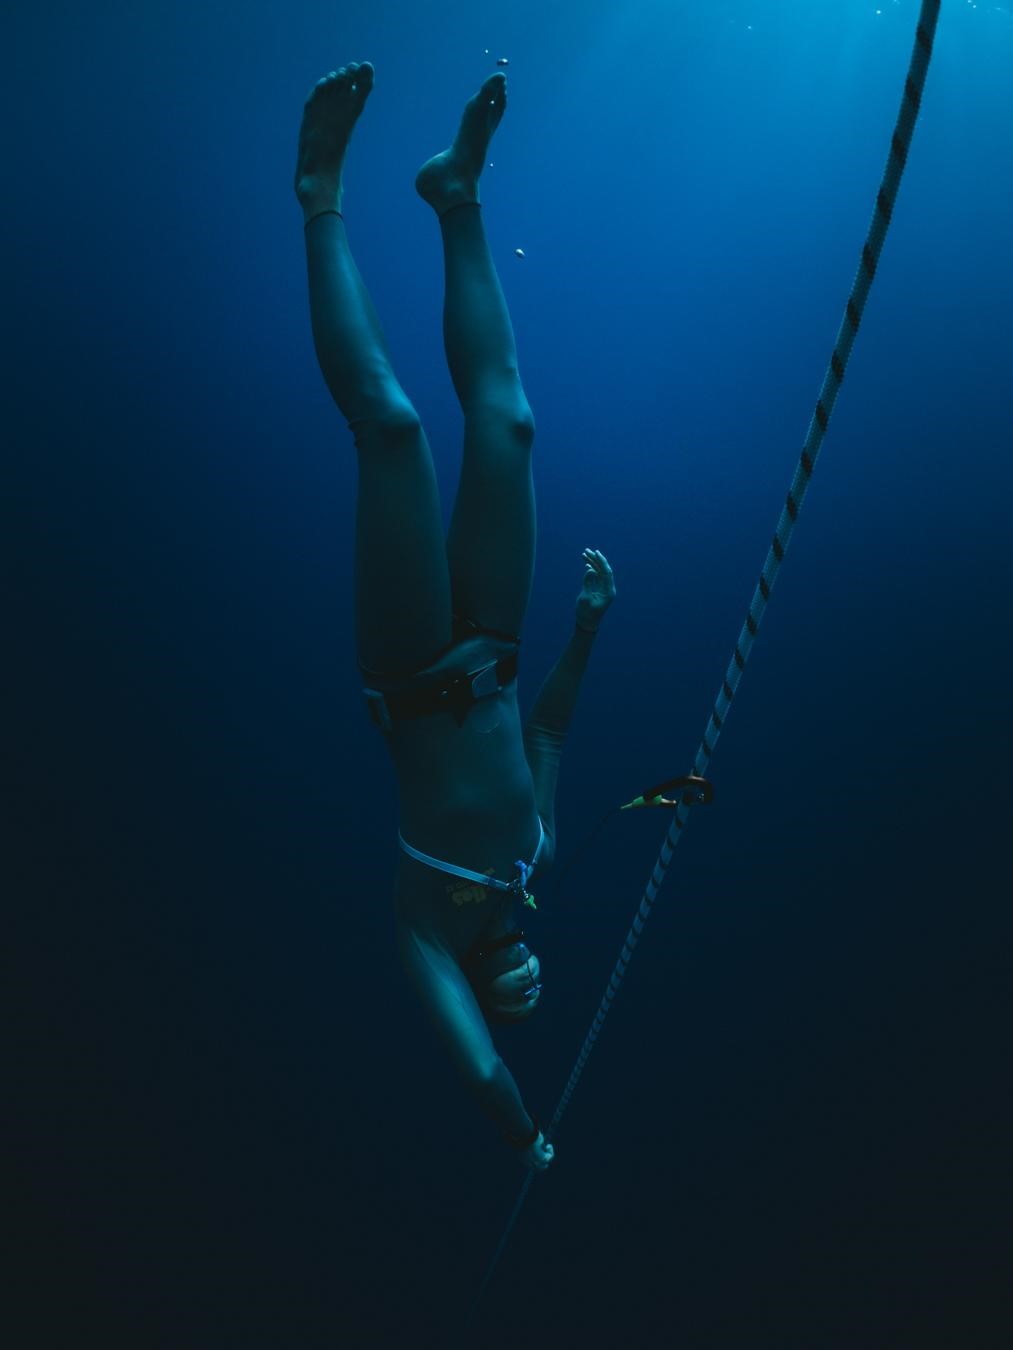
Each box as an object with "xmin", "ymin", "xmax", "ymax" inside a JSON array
[{"xmin": 576, "ymin": 548, "xmax": 616, "ymax": 632}]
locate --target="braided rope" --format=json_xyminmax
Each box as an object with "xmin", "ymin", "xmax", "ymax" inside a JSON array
[{"xmin": 466, "ymin": 0, "xmax": 941, "ymax": 1329}]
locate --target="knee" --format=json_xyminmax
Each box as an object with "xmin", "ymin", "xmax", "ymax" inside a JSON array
[
  {"xmin": 505, "ymin": 394, "xmax": 534, "ymax": 448},
  {"xmin": 350, "ymin": 397, "xmax": 423, "ymax": 450},
  {"xmin": 501, "ymin": 399, "xmax": 536, "ymax": 450},
  {"xmin": 467, "ymin": 389, "xmax": 536, "ymax": 448},
  {"xmin": 507, "ymin": 401, "xmax": 536, "ymax": 448}
]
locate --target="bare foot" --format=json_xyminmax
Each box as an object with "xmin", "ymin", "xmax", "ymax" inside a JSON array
[
  {"xmin": 415, "ymin": 72, "xmax": 507, "ymax": 216},
  {"xmin": 295, "ymin": 61, "xmax": 375, "ymax": 221}
]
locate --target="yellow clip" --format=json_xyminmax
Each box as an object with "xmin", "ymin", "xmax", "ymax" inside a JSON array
[{"xmin": 620, "ymin": 775, "xmax": 714, "ymax": 811}]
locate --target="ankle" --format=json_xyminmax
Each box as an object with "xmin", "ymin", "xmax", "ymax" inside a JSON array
[
  {"xmin": 438, "ymin": 195, "xmax": 481, "ymax": 220},
  {"xmin": 297, "ymin": 177, "xmax": 343, "ymax": 224},
  {"xmin": 304, "ymin": 206, "xmax": 344, "ymax": 231}
]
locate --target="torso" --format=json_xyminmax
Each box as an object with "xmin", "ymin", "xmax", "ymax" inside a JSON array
[
  {"xmin": 385, "ymin": 681, "xmax": 539, "ymax": 876},
  {"xmin": 381, "ymin": 682, "xmax": 543, "ymax": 955}
]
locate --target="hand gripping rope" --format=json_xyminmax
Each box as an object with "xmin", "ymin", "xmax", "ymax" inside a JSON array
[{"xmin": 465, "ymin": 1, "xmax": 942, "ymax": 1333}]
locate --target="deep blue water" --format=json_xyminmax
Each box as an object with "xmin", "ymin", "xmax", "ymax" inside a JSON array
[{"xmin": 9, "ymin": 2, "xmax": 1012, "ymax": 1347}]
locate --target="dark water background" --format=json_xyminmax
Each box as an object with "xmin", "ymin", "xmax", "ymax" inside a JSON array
[{"xmin": 8, "ymin": 2, "xmax": 1012, "ymax": 1346}]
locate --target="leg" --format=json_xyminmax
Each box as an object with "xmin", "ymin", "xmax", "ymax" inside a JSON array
[
  {"xmin": 296, "ymin": 64, "xmax": 451, "ymax": 675},
  {"xmin": 416, "ymin": 75, "xmax": 536, "ymax": 639},
  {"xmin": 441, "ymin": 203, "xmax": 536, "ymax": 639}
]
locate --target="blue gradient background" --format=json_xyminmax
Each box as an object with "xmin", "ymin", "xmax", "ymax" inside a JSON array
[{"xmin": 9, "ymin": 2, "xmax": 1012, "ymax": 1347}]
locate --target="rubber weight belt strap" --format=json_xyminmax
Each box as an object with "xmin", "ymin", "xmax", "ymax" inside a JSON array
[{"xmin": 465, "ymin": 0, "xmax": 943, "ymax": 1330}]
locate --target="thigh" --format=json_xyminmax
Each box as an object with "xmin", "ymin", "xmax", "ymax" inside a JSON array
[
  {"xmin": 445, "ymin": 399, "xmax": 536, "ymax": 640},
  {"xmin": 394, "ymin": 919, "xmax": 499, "ymax": 1089},
  {"xmin": 353, "ymin": 409, "xmax": 453, "ymax": 675}
]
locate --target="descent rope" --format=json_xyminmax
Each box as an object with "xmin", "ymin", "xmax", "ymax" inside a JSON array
[{"xmin": 466, "ymin": 0, "xmax": 942, "ymax": 1332}]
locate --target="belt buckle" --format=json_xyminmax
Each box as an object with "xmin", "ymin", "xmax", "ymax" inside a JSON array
[{"xmin": 469, "ymin": 661, "xmax": 501, "ymax": 701}]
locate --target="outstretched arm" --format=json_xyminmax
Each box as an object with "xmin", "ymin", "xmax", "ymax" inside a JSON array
[
  {"xmin": 395, "ymin": 921, "xmax": 552, "ymax": 1166},
  {"xmin": 523, "ymin": 550, "xmax": 616, "ymax": 857}
]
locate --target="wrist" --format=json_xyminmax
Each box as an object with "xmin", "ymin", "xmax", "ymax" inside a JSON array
[
  {"xmin": 575, "ymin": 618, "xmax": 599, "ymax": 635},
  {"xmin": 504, "ymin": 1114, "xmax": 540, "ymax": 1150}
]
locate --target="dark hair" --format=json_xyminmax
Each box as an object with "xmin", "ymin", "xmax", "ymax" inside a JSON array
[{"xmin": 463, "ymin": 934, "xmax": 542, "ymax": 1022}]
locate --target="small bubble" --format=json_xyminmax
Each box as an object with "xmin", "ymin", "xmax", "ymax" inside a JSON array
[
  {"xmin": 514, "ymin": 248, "xmax": 526, "ymax": 259},
  {"xmin": 497, "ymin": 57, "xmax": 509, "ymax": 67}
]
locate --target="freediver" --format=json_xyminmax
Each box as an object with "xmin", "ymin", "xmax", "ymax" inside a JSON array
[{"xmin": 295, "ymin": 62, "xmax": 616, "ymax": 1170}]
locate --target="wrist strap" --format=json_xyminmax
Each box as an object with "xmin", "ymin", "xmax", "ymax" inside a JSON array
[
  {"xmin": 575, "ymin": 620, "xmax": 599, "ymax": 634},
  {"xmin": 504, "ymin": 1114, "xmax": 540, "ymax": 1150}
]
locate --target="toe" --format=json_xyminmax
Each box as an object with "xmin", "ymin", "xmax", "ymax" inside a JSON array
[
  {"xmin": 352, "ymin": 62, "xmax": 374, "ymax": 99},
  {"xmin": 484, "ymin": 74, "xmax": 507, "ymax": 115},
  {"xmin": 343, "ymin": 61, "xmax": 373, "ymax": 103},
  {"xmin": 306, "ymin": 74, "xmax": 330, "ymax": 103}
]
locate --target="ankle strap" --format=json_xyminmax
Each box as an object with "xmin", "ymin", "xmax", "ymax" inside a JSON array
[
  {"xmin": 438, "ymin": 200, "xmax": 481, "ymax": 221},
  {"xmin": 304, "ymin": 209, "xmax": 343, "ymax": 229}
]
